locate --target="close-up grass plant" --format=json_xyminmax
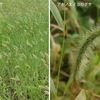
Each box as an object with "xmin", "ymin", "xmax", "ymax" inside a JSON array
[
  {"xmin": 0, "ymin": 0, "xmax": 48, "ymax": 99},
  {"xmin": 50, "ymin": 0, "xmax": 100, "ymax": 100},
  {"xmin": 73, "ymin": 24, "xmax": 100, "ymax": 81}
]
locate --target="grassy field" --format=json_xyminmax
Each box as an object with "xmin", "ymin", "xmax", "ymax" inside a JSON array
[{"xmin": 0, "ymin": 0, "xmax": 48, "ymax": 99}]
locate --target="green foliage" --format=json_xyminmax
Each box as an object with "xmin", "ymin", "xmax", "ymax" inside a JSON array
[
  {"xmin": 50, "ymin": 0, "xmax": 64, "ymax": 29},
  {"xmin": 50, "ymin": 78, "xmax": 57, "ymax": 98},
  {"xmin": 50, "ymin": 0, "xmax": 100, "ymax": 100},
  {"xmin": 0, "ymin": 0, "xmax": 48, "ymax": 99}
]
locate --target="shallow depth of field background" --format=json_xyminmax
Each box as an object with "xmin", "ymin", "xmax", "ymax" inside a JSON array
[
  {"xmin": 0, "ymin": 0, "xmax": 48, "ymax": 99},
  {"xmin": 50, "ymin": 0, "xmax": 100, "ymax": 100}
]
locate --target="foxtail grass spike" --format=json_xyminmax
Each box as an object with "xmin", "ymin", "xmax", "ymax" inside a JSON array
[{"xmin": 73, "ymin": 24, "xmax": 100, "ymax": 81}]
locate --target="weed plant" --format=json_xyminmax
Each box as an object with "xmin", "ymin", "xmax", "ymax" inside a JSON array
[
  {"xmin": 0, "ymin": 0, "xmax": 48, "ymax": 99},
  {"xmin": 50, "ymin": 0, "xmax": 100, "ymax": 100}
]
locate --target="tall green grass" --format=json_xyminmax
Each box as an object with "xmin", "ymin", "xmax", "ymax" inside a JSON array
[{"xmin": 0, "ymin": 0, "xmax": 48, "ymax": 99}]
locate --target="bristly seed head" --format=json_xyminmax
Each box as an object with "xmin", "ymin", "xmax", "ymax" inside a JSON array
[{"xmin": 74, "ymin": 24, "xmax": 100, "ymax": 81}]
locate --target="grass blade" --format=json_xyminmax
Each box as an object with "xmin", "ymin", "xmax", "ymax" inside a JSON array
[
  {"xmin": 50, "ymin": 0, "xmax": 64, "ymax": 29},
  {"xmin": 50, "ymin": 77, "xmax": 57, "ymax": 98},
  {"xmin": 75, "ymin": 89, "xmax": 86, "ymax": 100}
]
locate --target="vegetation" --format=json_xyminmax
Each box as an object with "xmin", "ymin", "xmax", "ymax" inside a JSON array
[
  {"xmin": 0, "ymin": 0, "xmax": 48, "ymax": 99},
  {"xmin": 50, "ymin": 0, "xmax": 100, "ymax": 100}
]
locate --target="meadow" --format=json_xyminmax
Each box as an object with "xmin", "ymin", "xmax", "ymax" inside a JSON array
[{"xmin": 0, "ymin": 0, "xmax": 48, "ymax": 99}]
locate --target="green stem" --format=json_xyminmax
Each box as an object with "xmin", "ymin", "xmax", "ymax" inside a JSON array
[
  {"xmin": 56, "ymin": 34, "xmax": 64, "ymax": 98},
  {"xmin": 55, "ymin": 0, "xmax": 66, "ymax": 98}
]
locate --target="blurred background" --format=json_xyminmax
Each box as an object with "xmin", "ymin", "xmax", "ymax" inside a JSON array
[{"xmin": 50, "ymin": 0, "xmax": 100, "ymax": 100}]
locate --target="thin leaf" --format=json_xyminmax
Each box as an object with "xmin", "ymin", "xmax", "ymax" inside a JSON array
[
  {"xmin": 50, "ymin": 77, "xmax": 57, "ymax": 97},
  {"xmin": 69, "ymin": 0, "xmax": 79, "ymax": 28},
  {"xmin": 75, "ymin": 89, "xmax": 86, "ymax": 100},
  {"xmin": 50, "ymin": 0, "xmax": 64, "ymax": 29}
]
